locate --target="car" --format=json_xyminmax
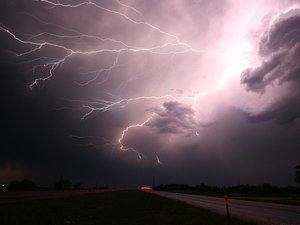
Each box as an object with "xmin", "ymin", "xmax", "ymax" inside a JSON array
[{"xmin": 140, "ymin": 185, "xmax": 153, "ymax": 190}]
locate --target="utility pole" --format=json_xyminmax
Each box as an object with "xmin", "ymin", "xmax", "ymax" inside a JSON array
[
  {"xmin": 152, "ymin": 176, "xmax": 155, "ymax": 187},
  {"xmin": 224, "ymin": 194, "xmax": 230, "ymax": 225}
]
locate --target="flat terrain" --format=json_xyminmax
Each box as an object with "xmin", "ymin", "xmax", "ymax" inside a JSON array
[
  {"xmin": 0, "ymin": 189, "xmax": 112, "ymax": 203},
  {"xmin": 152, "ymin": 191, "xmax": 300, "ymax": 225},
  {"xmin": 0, "ymin": 190, "xmax": 254, "ymax": 225}
]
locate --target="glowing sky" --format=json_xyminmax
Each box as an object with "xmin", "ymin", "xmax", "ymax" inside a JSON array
[{"xmin": 1, "ymin": 0, "xmax": 300, "ymax": 187}]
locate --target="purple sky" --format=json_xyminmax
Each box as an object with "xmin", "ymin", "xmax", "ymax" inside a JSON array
[{"xmin": 0, "ymin": 0, "xmax": 300, "ymax": 188}]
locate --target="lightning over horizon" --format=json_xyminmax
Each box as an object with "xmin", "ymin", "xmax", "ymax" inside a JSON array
[{"xmin": 1, "ymin": 0, "xmax": 300, "ymax": 186}]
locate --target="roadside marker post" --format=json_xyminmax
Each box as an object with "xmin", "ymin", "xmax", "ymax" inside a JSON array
[{"xmin": 224, "ymin": 194, "xmax": 230, "ymax": 225}]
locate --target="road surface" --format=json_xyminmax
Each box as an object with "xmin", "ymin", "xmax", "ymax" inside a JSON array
[
  {"xmin": 151, "ymin": 191, "xmax": 300, "ymax": 225},
  {"xmin": 0, "ymin": 189, "xmax": 113, "ymax": 203}
]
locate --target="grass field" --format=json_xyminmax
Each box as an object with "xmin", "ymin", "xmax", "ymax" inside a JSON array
[
  {"xmin": 170, "ymin": 190, "xmax": 300, "ymax": 206},
  {"xmin": 0, "ymin": 190, "xmax": 256, "ymax": 225},
  {"xmin": 233, "ymin": 195, "xmax": 300, "ymax": 206}
]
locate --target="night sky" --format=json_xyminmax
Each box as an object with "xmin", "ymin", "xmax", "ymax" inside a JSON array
[{"xmin": 1, "ymin": 0, "xmax": 300, "ymax": 188}]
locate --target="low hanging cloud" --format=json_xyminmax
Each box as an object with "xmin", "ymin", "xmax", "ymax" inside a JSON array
[
  {"xmin": 241, "ymin": 9, "xmax": 300, "ymax": 123},
  {"xmin": 146, "ymin": 101, "xmax": 198, "ymax": 134}
]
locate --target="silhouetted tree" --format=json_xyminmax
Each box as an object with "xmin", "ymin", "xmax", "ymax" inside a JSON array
[
  {"xmin": 295, "ymin": 165, "xmax": 300, "ymax": 183},
  {"xmin": 8, "ymin": 179, "xmax": 37, "ymax": 190}
]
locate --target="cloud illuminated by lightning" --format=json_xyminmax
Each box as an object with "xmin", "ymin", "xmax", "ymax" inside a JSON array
[{"xmin": 0, "ymin": 0, "xmax": 259, "ymax": 163}]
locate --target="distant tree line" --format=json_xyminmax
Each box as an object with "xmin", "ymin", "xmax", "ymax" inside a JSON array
[
  {"xmin": 0, "ymin": 179, "xmax": 37, "ymax": 191},
  {"xmin": 0, "ymin": 179, "xmax": 79, "ymax": 191},
  {"xmin": 156, "ymin": 166, "xmax": 300, "ymax": 195},
  {"xmin": 155, "ymin": 183, "xmax": 300, "ymax": 195},
  {"xmin": 0, "ymin": 178, "xmax": 108, "ymax": 191},
  {"xmin": 54, "ymin": 179, "xmax": 108, "ymax": 190}
]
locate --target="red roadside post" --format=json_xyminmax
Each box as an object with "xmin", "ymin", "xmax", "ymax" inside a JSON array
[{"xmin": 224, "ymin": 194, "xmax": 230, "ymax": 225}]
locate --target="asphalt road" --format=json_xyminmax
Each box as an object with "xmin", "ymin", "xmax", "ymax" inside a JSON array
[
  {"xmin": 151, "ymin": 191, "xmax": 300, "ymax": 225},
  {"xmin": 0, "ymin": 189, "xmax": 113, "ymax": 203}
]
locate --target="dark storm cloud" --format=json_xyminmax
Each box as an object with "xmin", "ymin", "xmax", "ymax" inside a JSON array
[
  {"xmin": 241, "ymin": 51, "xmax": 286, "ymax": 92},
  {"xmin": 0, "ymin": 65, "xmax": 89, "ymax": 184},
  {"xmin": 259, "ymin": 9, "xmax": 300, "ymax": 56},
  {"xmin": 241, "ymin": 9, "xmax": 300, "ymax": 122},
  {"xmin": 1, "ymin": 0, "xmax": 300, "ymax": 189},
  {"xmin": 0, "ymin": 64, "xmax": 142, "ymax": 188},
  {"xmin": 146, "ymin": 101, "xmax": 198, "ymax": 134}
]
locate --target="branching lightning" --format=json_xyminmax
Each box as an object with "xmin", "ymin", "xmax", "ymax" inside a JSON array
[
  {"xmin": 118, "ymin": 114, "xmax": 155, "ymax": 160},
  {"xmin": 0, "ymin": 0, "xmax": 254, "ymax": 164}
]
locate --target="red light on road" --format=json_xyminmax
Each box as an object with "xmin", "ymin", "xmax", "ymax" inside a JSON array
[{"xmin": 141, "ymin": 186, "xmax": 153, "ymax": 190}]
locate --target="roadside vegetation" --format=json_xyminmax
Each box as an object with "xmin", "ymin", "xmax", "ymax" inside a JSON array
[
  {"xmin": 0, "ymin": 179, "xmax": 108, "ymax": 191},
  {"xmin": 155, "ymin": 184, "xmax": 300, "ymax": 205},
  {"xmin": 0, "ymin": 190, "xmax": 256, "ymax": 225},
  {"xmin": 155, "ymin": 183, "xmax": 300, "ymax": 195}
]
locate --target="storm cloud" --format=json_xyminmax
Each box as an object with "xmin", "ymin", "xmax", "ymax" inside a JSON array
[
  {"xmin": 146, "ymin": 101, "xmax": 198, "ymax": 134},
  {"xmin": 241, "ymin": 9, "xmax": 300, "ymax": 122},
  {"xmin": 1, "ymin": 0, "xmax": 300, "ymax": 188}
]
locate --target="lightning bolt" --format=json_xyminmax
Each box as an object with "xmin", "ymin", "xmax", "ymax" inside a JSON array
[
  {"xmin": 156, "ymin": 155, "xmax": 163, "ymax": 165},
  {"xmin": 118, "ymin": 114, "xmax": 154, "ymax": 159},
  {"xmin": 0, "ymin": 0, "xmax": 254, "ymax": 164}
]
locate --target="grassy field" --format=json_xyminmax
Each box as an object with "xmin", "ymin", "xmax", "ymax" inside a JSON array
[
  {"xmin": 170, "ymin": 190, "xmax": 300, "ymax": 206},
  {"xmin": 0, "ymin": 190, "xmax": 256, "ymax": 225},
  {"xmin": 233, "ymin": 195, "xmax": 300, "ymax": 206}
]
